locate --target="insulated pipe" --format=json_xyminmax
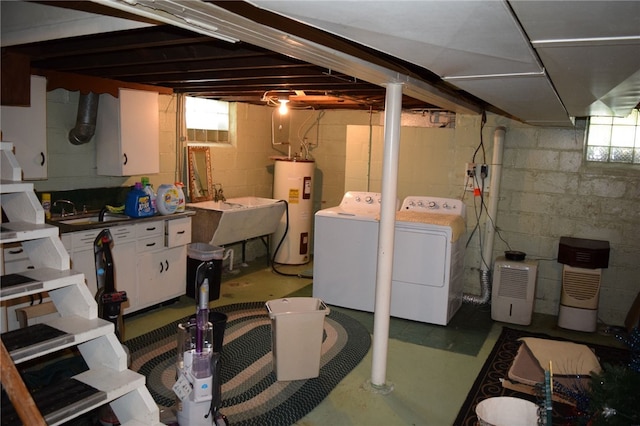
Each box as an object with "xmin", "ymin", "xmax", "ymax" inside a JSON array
[
  {"xmin": 370, "ymin": 83, "xmax": 402, "ymax": 390},
  {"xmin": 68, "ymin": 92, "xmax": 99, "ymax": 145},
  {"xmin": 463, "ymin": 126, "xmax": 506, "ymax": 304}
]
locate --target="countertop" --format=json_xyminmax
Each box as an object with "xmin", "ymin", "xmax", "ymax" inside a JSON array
[{"xmin": 47, "ymin": 210, "xmax": 195, "ymax": 234}]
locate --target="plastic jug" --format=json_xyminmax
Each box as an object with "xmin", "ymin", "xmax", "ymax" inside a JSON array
[
  {"xmin": 175, "ymin": 182, "xmax": 186, "ymax": 213},
  {"xmin": 156, "ymin": 183, "xmax": 180, "ymax": 215},
  {"xmin": 124, "ymin": 182, "xmax": 154, "ymax": 218}
]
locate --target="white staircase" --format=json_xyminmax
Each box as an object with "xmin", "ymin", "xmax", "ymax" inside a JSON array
[{"xmin": 0, "ymin": 142, "xmax": 161, "ymax": 425}]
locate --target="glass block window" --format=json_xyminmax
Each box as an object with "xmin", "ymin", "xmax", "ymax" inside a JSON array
[
  {"xmin": 586, "ymin": 109, "xmax": 640, "ymax": 164},
  {"xmin": 186, "ymin": 97, "xmax": 230, "ymax": 143}
]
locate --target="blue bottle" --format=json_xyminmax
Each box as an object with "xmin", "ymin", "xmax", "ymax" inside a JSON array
[{"xmin": 124, "ymin": 182, "xmax": 154, "ymax": 218}]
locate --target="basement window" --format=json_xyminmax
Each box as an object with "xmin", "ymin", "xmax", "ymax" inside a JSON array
[
  {"xmin": 186, "ymin": 96, "xmax": 230, "ymax": 143},
  {"xmin": 585, "ymin": 109, "xmax": 640, "ymax": 164}
]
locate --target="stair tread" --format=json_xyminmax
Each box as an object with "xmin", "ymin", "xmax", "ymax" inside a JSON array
[
  {"xmin": 0, "ymin": 179, "xmax": 34, "ymax": 192},
  {"xmin": 1, "ymin": 323, "xmax": 71, "ymax": 353},
  {"xmin": 1, "ymin": 377, "xmax": 107, "ymax": 426},
  {"xmin": 0, "ymin": 221, "xmax": 59, "ymax": 244},
  {"xmin": 0, "ymin": 267, "xmax": 84, "ymax": 301},
  {"xmin": 3, "ymin": 316, "xmax": 113, "ymax": 364}
]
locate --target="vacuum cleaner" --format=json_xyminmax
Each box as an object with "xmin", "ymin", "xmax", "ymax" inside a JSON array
[
  {"xmin": 94, "ymin": 229, "xmax": 128, "ymax": 426},
  {"xmin": 94, "ymin": 228, "xmax": 128, "ymax": 341},
  {"xmin": 174, "ymin": 261, "xmax": 228, "ymax": 426}
]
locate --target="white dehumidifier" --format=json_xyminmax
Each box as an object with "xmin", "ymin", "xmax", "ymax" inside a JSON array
[
  {"xmin": 557, "ymin": 236, "xmax": 609, "ymax": 332},
  {"xmin": 491, "ymin": 256, "xmax": 538, "ymax": 325},
  {"xmin": 557, "ymin": 265, "xmax": 602, "ymax": 332}
]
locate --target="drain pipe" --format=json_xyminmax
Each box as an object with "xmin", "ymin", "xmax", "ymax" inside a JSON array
[
  {"xmin": 68, "ymin": 92, "xmax": 99, "ymax": 145},
  {"xmin": 463, "ymin": 126, "xmax": 506, "ymax": 304}
]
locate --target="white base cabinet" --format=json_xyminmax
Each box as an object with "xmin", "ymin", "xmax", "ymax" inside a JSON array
[{"xmin": 62, "ymin": 216, "xmax": 191, "ymax": 316}]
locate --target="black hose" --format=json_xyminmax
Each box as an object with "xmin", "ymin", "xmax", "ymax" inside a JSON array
[{"xmin": 271, "ymin": 200, "xmax": 313, "ymax": 279}]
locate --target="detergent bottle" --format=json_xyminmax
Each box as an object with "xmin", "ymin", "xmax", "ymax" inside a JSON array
[
  {"xmin": 175, "ymin": 182, "xmax": 186, "ymax": 213},
  {"xmin": 141, "ymin": 177, "xmax": 157, "ymax": 214},
  {"xmin": 124, "ymin": 182, "xmax": 154, "ymax": 218},
  {"xmin": 156, "ymin": 183, "xmax": 180, "ymax": 215}
]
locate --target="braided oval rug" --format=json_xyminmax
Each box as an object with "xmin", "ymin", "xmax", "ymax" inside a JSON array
[{"xmin": 124, "ymin": 301, "xmax": 371, "ymax": 426}]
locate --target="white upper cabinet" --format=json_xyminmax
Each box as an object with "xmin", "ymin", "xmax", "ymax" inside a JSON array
[
  {"xmin": 1, "ymin": 75, "xmax": 48, "ymax": 180},
  {"xmin": 95, "ymin": 88, "xmax": 159, "ymax": 176}
]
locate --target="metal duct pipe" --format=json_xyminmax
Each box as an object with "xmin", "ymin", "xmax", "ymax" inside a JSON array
[
  {"xmin": 463, "ymin": 126, "xmax": 506, "ymax": 304},
  {"xmin": 68, "ymin": 92, "xmax": 99, "ymax": 145}
]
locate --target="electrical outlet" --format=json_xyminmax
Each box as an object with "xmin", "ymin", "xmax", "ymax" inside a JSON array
[
  {"xmin": 464, "ymin": 163, "xmax": 490, "ymax": 193},
  {"xmin": 464, "ymin": 163, "xmax": 476, "ymax": 192}
]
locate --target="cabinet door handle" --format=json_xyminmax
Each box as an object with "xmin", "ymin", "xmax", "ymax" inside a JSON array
[
  {"xmin": 8, "ymin": 248, "xmax": 24, "ymax": 255},
  {"xmin": 159, "ymin": 262, "xmax": 164, "ymax": 273},
  {"xmin": 123, "ymin": 153, "xmax": 128, "ymax": 165},
  {"xmin": 177, "ymin": 230, "xmax": 185, "ymax": 235},
  {"xmin": 146, "ymin": 242, "xmax": 157, "ymax": 247},
  {"xmin": 165, "ymin": 260, "xmax": 169, "ymax": 271},
  {"xmin": 40, "ymin": 152, "xmax": 45, "ymax": 166}
]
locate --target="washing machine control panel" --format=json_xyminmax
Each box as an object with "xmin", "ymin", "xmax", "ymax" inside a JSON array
[
  {"xmin": 401, "ymin": 196, "xmax": 465, "ymax": 217},
  {"xmin": 339, "ymin": 191, "xmax": 384, "ymax": 214}
]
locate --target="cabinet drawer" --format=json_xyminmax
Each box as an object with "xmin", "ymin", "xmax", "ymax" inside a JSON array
[
  {"xmin": 71, "ymin": 229, "xmax": 102, "ymax": 249},
  {"xmin": 136, "ymin": 220, "xmax": 164, "ymax": 238},
  {"xmin": 137, "ymin": 235, "xmax": 164, "ymax": 253},
  {"xmin": 110, "ymin": 224, "xmax": 135, "ymax": 244},
  {"xmin": 3, "ymin": 244, "xmax": 29, "ymax": 262},
  {"xmin": 166, "ymin": 217, "xmax": 191, "ymax": 248}
]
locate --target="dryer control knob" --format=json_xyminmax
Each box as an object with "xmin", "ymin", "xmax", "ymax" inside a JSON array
[
  {"xmin": 365, "ymin": 196, "xmax": 373, "ymax": 204},
  {"xmin": 428, "ymin": 201, "xmax": 437, "ymax": 208}
]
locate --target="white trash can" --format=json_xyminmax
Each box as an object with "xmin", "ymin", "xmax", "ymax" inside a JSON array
[
  {"xmin": 475, "ymin": 397, "xmax": 539, "ymax": 426},
  {"xmin": 266, "ymin": 297, "xmax": 330, "ymax": 381}
]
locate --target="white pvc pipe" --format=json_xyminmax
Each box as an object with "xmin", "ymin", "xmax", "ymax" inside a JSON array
[
  {"xmin": 481, "ymin": 127, "xmax": 506, "ymax": 272},
  {"xmin": 370, "ymin": 83, "xmax": 402, "ymax": 389}
]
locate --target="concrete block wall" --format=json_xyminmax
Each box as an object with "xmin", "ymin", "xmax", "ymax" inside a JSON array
[{"xmin": 462, "ymin": 114, "xmax": 640, "ymax": 327}]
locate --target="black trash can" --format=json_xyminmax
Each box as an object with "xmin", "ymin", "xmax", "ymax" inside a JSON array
[{"xmin": 186, "ymin": 243, "xmax": 224, "ymax": 301}]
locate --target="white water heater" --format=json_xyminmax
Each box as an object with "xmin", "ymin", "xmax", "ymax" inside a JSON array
[
  {"xmin": 491, "ymin": 257, "xmax": 538, "ymax": 325},
  {"xmin": 272, "ymin": 158, "xmax": 314, "ymax": 264}
]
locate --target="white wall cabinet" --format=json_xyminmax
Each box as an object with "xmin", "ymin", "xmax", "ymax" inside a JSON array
[
  {"xmin": 0, "ymin": 75, "xmax": 48, "ymax": 179},
  {"xmin": 95, "ymin": 88, "xmax": 159, "ymax": 176}
]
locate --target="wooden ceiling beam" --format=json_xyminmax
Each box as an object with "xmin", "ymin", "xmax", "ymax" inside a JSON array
[{"xmin": 38, "ymin": 69, "xmax": 173, "ymax": 96}]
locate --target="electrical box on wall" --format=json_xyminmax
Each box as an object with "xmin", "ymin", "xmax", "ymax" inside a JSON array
[{"xmin": 464, "ymin": 162, "xmax": 490, "ymax": 193}]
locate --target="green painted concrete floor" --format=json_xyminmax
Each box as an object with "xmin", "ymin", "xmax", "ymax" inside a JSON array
[{"xmin": 124, "ymin": 258, "xmax": 624, "ymax": 426}]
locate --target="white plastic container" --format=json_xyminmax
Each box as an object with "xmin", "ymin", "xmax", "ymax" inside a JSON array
[
  {"xmin": 266, "ymin": 297, "xmax": 329, "ymax": 381},
  {"xmin": 156, "ymin": 183, "xmax": 180, "ymax": 215},
  {"xmin": 175, "ymin": 182, "xmax": 186, "ymax": 212},
  {"xmin": 144, "ymin": 184, "xmax": 157, "ymax": 214},
  {"xmin": 475, "ymin": 397, "xmax": 539, "ymax": 426}
]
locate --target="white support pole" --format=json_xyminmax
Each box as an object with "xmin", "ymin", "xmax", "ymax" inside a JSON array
[{"xmin": 370, "ymin": 82, "xmax": 402, "ymax": 391}]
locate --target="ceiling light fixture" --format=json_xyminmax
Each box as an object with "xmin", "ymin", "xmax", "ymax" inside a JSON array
[{"xmin": 278, "ymin": 99, "xmax": 290, "ymax": 115}]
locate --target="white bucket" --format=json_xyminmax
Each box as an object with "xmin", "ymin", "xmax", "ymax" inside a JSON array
[{"xmin": 475, "ymin": 397, "xmax": 539, "ymax": 426}]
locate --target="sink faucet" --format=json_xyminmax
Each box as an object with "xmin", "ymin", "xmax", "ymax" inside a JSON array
[
  {"xmin": 213, "ymin": 183, "xmax": 226, "ymax": 202},
  {"xmin": 53, "ymin": 199, "xmax": 77, "ymax": 217}
]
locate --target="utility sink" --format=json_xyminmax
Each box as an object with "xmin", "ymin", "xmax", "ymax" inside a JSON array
[{"xmin": 56, "ymin": 213, "xmax": 131, "ymax": 226}]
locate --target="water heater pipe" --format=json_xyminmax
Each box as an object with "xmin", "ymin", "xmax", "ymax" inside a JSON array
[
  {"xmin": 463, "ymin": 126, "xmax": 506, "ymax": 304},
  {"xmin": 370, "ymin": 83, "xmax": 402, "ymax": 391}
]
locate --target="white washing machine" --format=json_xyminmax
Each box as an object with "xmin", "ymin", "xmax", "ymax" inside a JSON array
[
  {"xmin": 313, "ymin": 193, "xmax": 466, "ymax": 326},
  {"xmin": 313, "ymin": 191, "xmax": 385, "ymax": 312},
  {"xmin": 392, "ymin": 196, "xmax": 467, "ymax": 325}
]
